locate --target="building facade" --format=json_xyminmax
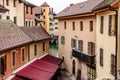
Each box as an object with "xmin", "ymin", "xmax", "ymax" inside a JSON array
[
  {"xmin": 0, "ymin": 20, "xmax": 32, "ymax": 79},
  {"xmin": 0, "ymin": 0, "xmax": 24, "ymax": 26},
  {"xmin": 56, "ymin": 0, "xmax": 103, "ymax": 79},
  {"xmin": 24, "ymin": 0, "xmax": 36, "ymax": 27},
  {"xmin": 20, "ymin": 27, "xmax": 50, "ymax": 61},
  {"xmin": 93, "ymin": 0, "xmax": 117, "ymax": 79}
]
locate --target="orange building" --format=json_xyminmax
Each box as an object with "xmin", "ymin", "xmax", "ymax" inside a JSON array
[{"xmin": 0, "ymin": 20, "xmax": 32, "ymax": 79}]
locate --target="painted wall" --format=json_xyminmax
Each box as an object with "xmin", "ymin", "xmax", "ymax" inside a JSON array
[
  {"xmin": 41, "ymin": 6, "xmax": 50, "ymax": 33},
  {"xmin": 25, "ymin": 5, "xmax": 35, "ymax": 26},
  {"xmin": 58, "ymin": 15, "xmax": 96, "ymax": 79},
  {"xmin": 96, "ymin": 11, "xmax": 116, "ymax": 79},
  {"xmin": 29, "ymin": 40, "xmax": 49, "ymax": 61},
  {"xmin": 0, "ymin": 0, "xmax": 24, "ymax": 26},
  {"xmin": 0, "ymin": 44, "xmax": 29, "ymax": 80}
]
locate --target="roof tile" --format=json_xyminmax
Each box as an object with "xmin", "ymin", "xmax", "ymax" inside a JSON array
[{"xmin": 0, "ymin": 20, "xmax": 32, "ymax": 52}]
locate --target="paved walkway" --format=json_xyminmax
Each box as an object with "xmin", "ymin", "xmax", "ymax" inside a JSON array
[{"xmin": 56, "ymin": 70, "xmax": 76, "ymax": 80}]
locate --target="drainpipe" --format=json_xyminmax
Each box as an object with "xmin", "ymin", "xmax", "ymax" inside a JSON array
[{"xmin": 109, "ymin": 6, "xmax": 118, "ymax": 79}]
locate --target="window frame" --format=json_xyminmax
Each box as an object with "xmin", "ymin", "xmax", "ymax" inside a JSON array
[
  {"xmin": 21, "ymin": 47, "xmax": 25, "ymax": 62},
  {"xmin": 11, "ymin": 50, "xmax": 16, "ymax": 67}
]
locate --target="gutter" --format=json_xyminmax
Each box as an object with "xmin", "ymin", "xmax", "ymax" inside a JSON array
[{"xmin": 109, "ymin": 6, "xmax": 118, "ymax": 79}]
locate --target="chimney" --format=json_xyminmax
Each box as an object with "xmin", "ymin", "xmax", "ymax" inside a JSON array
[{"xmin": 70, "ymin": 3, "xmax": 74, "ymax": 6}]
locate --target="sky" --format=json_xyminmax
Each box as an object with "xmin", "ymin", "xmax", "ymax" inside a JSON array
[{"xmin": 26, "ymin": 0, "xmax": 86, "ymax": 13}]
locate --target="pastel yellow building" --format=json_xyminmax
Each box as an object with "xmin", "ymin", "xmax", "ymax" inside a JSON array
[
  {"xmin": 35, "ymin": 2, "xmax": 50, "ymax": 33},
  {"xmin": 20, "ymin": 27, "xmax": 50, "ymax": 61},
  {"xmin": 93, "ymin": 0, "xmax": 116, "ymax": 79}
]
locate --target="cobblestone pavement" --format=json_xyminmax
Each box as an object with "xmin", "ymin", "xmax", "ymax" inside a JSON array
[{"xmin": 56, "ymin": 70, "xmax": 76, "ymax": 80}]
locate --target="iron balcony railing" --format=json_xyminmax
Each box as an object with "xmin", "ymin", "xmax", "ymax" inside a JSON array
[{"xmin": 72, "ymin": 49, "xmax": 95, "ymax": 64}]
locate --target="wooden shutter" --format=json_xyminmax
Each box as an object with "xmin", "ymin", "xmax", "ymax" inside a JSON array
[
  {"xmin": 100, "ymin": 49, "xmax": 103, "ymax": 66},
  {"xmin": 88, "ymin": 42, "xmax": 90, "ymax": 54},
  {"xmin": 108, "ymin": 15, "xmax": 112, "ymax": 36},
  {"xmin": 100, "ymin": 16, "xmax": 104, "ymax": 34},
  {"xmin": 92, "ymin": 43, "xmax": 95, "ymax": 56},
  {"xmin": 111, "ymin": 54, "xmax": 115, "ymax": 75}
]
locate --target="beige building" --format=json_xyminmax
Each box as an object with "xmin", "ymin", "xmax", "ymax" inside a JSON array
[
  {"xmin": 56, "ymin": 0, "xmax": 103, "ymax": 79},
  {"xmin": 20, "ymin": 27, "xmax": 50, "ymax": 61},
  {"xmin": 93, "ymin": 0, "xmax": 117, "ymax": 79},
  {"xmin": 0, "ymin": 0, "xmax": 24, "ymax": 26}
]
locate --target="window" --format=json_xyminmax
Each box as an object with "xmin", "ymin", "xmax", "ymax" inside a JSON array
[
  {"xmin": 21, "ymin": 48, "xmax": 25, "ymax": 62},
  {"xmin": 55, "ymin": 22, "xmax": 58, "ymax": 25},
  {"xmin": 12, "ymin": 51, "xmax": 16, "ymax": 67},
  {"xmin": 50, "ymin": 27, "xmax": 53, "ymax": 30},
  {"xmin": 43, "ymin": 16, "xmax": 45, "ymax": 19},
  {"xmin": 0, "ymin": 15, "xmax": 2, "ymax": 19},
  {"xmin": 80, "ymin": 21, "xmax": 83, "ymax": 31},
  {"xmin": 61, "ymin": 36, "xmax": 65, "ymax": 44},
  {"xmin": 71, "ymin": 39, "xmax": 76, "ymax": 48},
  {"xmin": 31, "ymin": 7, "xmax": 33, "ymax": 14},
  {"xmin": 72, "ymin": 21, "xmax": 75, "ymax": 31},
  {"xmin": 6, "ymin": 16, "xmax": 10, "ymax": 20},
  {"xmin": 26, "ymin": 21, "xmax": 28, "ymax": 26},
  {"xmin": 34, "ymin": 45, "xmax": 37, "ymax": 56},
  {"xmin": 26, "ymin": 6, "xmax": 28, "ymax": 14},
  {"xmin": 14, "ymin": 17, "xmax": 17, "ymax": 24},
  {"xmin": 111, "ymin": 54, "xmax": 115, "ymax": 76},
  {"xmin": 88, "ymin": 42, "xmax": 95, "ymax": 55},
  {"xmin": 100, "ymin": 48, "xmax": 103, "ymax": 66},
  {"xmin": 100, "ymin": 16, "xmax": 104, "ymax": 34},
  {"xmin": 50, "ymin": 23, "xmax": 53, "ymax": 26},
  {"xmin": 90, "ymin": 21, "xmax": 93, "ymax": 31},
  {"xmin": 43, "ymin": 42, "xmax": 45, "ymax": 51},
  {"xmin": 78, "ymin": 40, "xmax": 83, "ymax": 52},
  {"xmin": 43, "ymin": 22, "xmax": 45, "ymax": 25},
  {"xmin": 6, "ymin": 0, "xmax": 9, "ymax": 6},
  {"xmin": 108, "ymin": 15, "xmax": 115, "ymax": 36},
  {"xmin": 87, "ymin": 67, "xmax": 96, "ymax": 80},
  {"xmin": 0, "ymin": 55, "xmax": 7, "ymax": 76},
  {"xmin": 55, "ymin": 27, "xmax": 58, "ymax": 30},
  {"xmin": 64, "ymin": 21, "xmax": 66, "ymax": 30},
  {"xmin": 13, "ymin": 0, "xmax": 16, "ymax": 7},
  {"xmin": 29, "ymin": 21, "xmax": 31, "ymax": 26}
]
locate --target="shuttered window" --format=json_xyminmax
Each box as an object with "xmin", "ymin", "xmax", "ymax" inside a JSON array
[
  {"xmin": 90, "ymin": 21, "xmax": 93, "ymax": 31},
  {"xmin": 100, "ymin": 48, "xmax": 103, "ymax": 66},
  {"xmin": 64, "ymin": 21, "xmax": 66, "ymax": 30},
  {"xmin": 100, "ymin": 16, "xmax": 104, "ymax": 34},
  {"xmin": 71, "ymin": 39, "xmax": 76, "ymax": 48},
  {"xmin": 88, "ymin": 42, "xmax": 95, "ymax": 55},
  {"xmin": 34, "ymin": 45, "xmax": 37, "ymax": 56},
  {"xmin": 108, "ymin": 15, "xmax": 112, "ymax": 36},
  {"xmin": 80, "ymin": 21, "xmax": 83, "ymax": 31},
  {"xmin": 78, "ymin": 40, "xmax": 83, "ymax": 52},
  {"xmin": 21, "ymin": 48, "xmax": 25, "ymax": 62},
  {"xmin": 73, "ymin": 21, "xmax": 75, "ymax": 31},
  {"xmin": 6, "ymin": 0, "xmax": 9, "ymax": 6},
  {"xmin": 61, "ymin": 36, "xmax": 65, "ymax": 44},
  {"xmin": 111, "ymin": 54, "xmax": 115, "ymax": 76},
  {"xmin": 0, "ymin": 55, "xmax": 6, "ymax": 76},
  {"xmin": 12, "ymin": 51, "xmax": 16, "ymax": 67}
]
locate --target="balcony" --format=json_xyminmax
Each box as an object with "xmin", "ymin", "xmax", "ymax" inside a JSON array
[{"xmin": 72, "ymin": 49, "xmax": 95, "ymax": 64}]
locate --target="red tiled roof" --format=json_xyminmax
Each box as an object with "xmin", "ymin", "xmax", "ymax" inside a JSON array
[
  {"xmin": 34, "ymin": 6, "xmax": 42, "ymax": 14},
  {"xmin": 41, "ymin": 2, "xmax": 49, "ymax": 7},
  {"xmin": 0, "ymin": 5, "xmax": 9, "ymax": 12},
  {"xmin": 0, "ymin": 20, "xmax": 32, "ymax": 52},
  {"xmin": 56, "ymin": 0, "xmax": 104, "ymax": 18},
  {"xmin": 20, "ymin": 27, "xmax": 50, "ymax": 41}
]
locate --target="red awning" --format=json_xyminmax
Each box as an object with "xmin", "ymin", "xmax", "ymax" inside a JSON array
[
  {"xmin": 41, "ymin": 54, "xmax": 62, "ymax": 65},
  {"xmin": 16, "ymin": 60, "xmax": 58, "ymax": 80},
  {"xmin": 12, "ymin": 54, "xmax": 62, "ymax": 80}
]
